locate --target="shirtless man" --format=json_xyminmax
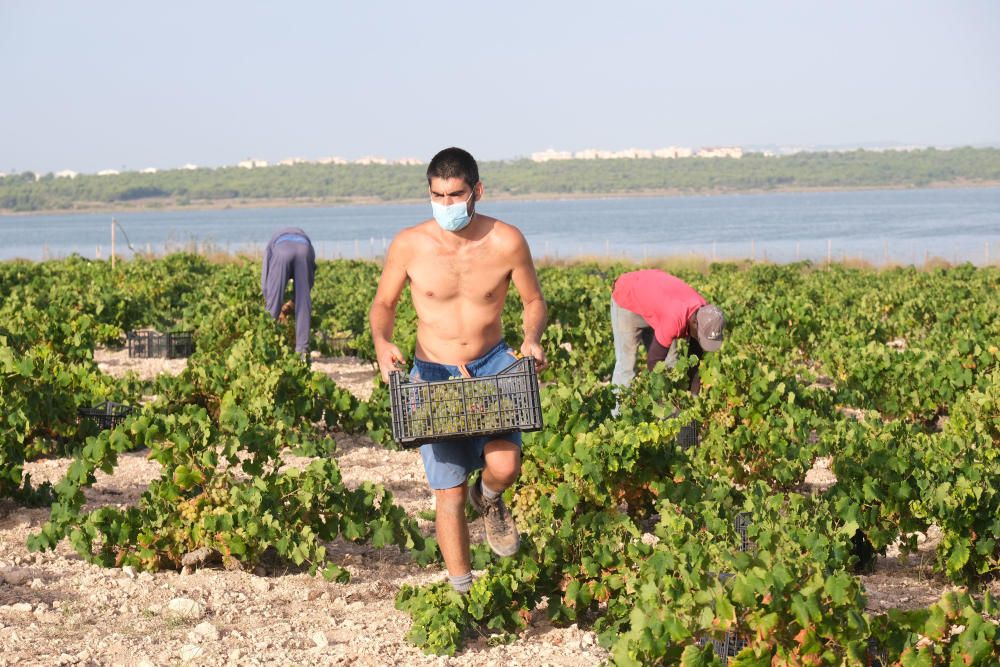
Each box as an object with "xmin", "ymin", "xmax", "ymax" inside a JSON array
[{"xmin": 369, "ymin": 147, "xmax": 547, "ymax": 594}]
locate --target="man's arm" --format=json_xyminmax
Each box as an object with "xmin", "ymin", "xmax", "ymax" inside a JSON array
[
  {"xmin": 369, "ymin": 234, "xmax": 410, "ymax": 382},
  {"xmin": 508, "ymin": 228, "xmax": 548, "ymax": 369},
  {"xmin": 688, "ymin": 342, "xmax": 705, "ymax": 396}
]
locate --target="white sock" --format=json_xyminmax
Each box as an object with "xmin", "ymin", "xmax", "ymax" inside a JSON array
[
  {"xmin": 481, "ymin": 480, "xmax": 502, "ymax": 502},
  {"xmin": 448, "ymin": 571, "xmax": 473, "ymax": 593}
]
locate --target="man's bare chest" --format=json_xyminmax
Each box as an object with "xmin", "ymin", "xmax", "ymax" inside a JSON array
[{"xmin": 408, "ymin": 253, "xmax": 511, "ymax": 302}]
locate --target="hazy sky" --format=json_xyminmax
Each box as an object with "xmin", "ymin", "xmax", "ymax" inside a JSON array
[{"xmin": 2, "ymin": 1, "xmax": 998, "ymax": 173}]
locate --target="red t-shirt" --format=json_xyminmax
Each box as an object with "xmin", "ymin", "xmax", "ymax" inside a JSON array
[{"xmin": 612, "ymin": 270, "xmax": 707, "ymax": 347}]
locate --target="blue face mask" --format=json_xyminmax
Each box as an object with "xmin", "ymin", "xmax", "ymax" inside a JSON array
[{"xmin": 431, "ymin": 192, "xmax": 474, "ymax": 232}]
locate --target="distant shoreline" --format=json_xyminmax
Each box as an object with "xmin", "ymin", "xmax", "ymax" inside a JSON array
[{"xmin": 2, "ymin": 179, "xmax": 998, "ymax": 218}]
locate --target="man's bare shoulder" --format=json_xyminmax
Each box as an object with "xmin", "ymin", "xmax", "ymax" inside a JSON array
[
  {"xmin": 391, "ymin": 221, "xmax": 439, "ymax": 251},
  {"xmin": 396, "ymin": 220, "xmax": 439, "ymax": 238},
  {"xmin": 485, "ymin": 217, "xmax": 528, "ymax": 249}
]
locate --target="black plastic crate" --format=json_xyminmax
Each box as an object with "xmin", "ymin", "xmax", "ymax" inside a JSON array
[
  {"xmin": 697, "ymin": 575, "xmax": 749, "ymax": 665},
  {"xmin": 78, "ymin": 401, "xmax": 134, "ymax": 430},
  {"xmin": 677, "ymin": 420, "xmax": 700, "ymax": 448},
  {"xmin": 319, "ymin": 330, "xmax": 354, "ymax": 355},
  {"xmin": 127, "ymin": 330, "xmax": 194, "ymax": 359},
  {"xmin": 126, "ymin": 331, "xmax": 157, "ymax": 358},
  {"xmin": 389, "ymin": 357, "xmax": 543, "ymax": 448},
  {"xmin": 166, "ymin": 331, "xmax": 194, "ymax": 358},
  {"xmin": 698, "ymin": 631, "xmax": 750, "ymax": 665},
  {"xmin": 735, "ymin": 511, "xmax": 756, "ymax": 553}
]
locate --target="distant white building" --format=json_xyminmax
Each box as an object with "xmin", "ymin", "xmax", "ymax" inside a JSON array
[
  {"xmin": 316, "ymin": 156, "xmax": 348, "ymax": 165},
  {"xmin": 603, "ymin": 148, "xmax": 651, "ymax": 159},
  {"xmin": 696, "ymin": 146, "xmax": 744, "ymax": 159},
  {"xmin": 97, "ymin": 169, "xmax": 120, "ymax": 176},
  {"xmin": 573, "ymin": 149, "xmax": 599, "ymax": 160},
  {"xmin": 632, "ymin": 148, "xmax": 654, "ymax": 159},
  {"xmin": 179, "ymin": 163, "xmax": 199, "ymax": 170},
  {"xmin": 355, "ymin": 156, "xmax": 388, "ymax": 165},
  {"xmin": 653, "ymin": 146, "xmax": 693, "ymax": 159},
  {"xmin": 139, "ymin": 167, "xmax": 158, "ymax": 174},
  {"xmin": 278, "ymin": 157, "xmax": 309, "ymax": 166},
  {"xmin": 531, "ymin": 149, "xmax": 573, "ymax": 162},
  {"xmin": 55, "ymin": 169, "xmax": 79, "ymax": 179},
  {"xmin": 238, "ymin": 159, "xmax": 269, "ymax": 169},
  {"xmin": 393, "ymin": 157, "xmax": 424, "ymax": 166}
]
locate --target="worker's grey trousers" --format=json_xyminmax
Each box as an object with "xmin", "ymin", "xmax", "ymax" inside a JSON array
[
  {"xmin": 263, "ymin": 241, "xmax": 314, "ymax": 353},
  {"xmin": 610, "ymin": 298, "xmax": 678, "ymax": 387}
]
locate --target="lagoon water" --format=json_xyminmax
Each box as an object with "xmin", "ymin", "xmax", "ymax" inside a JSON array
[{"xmin": 2, "ymin": 186, "xmax": 998, "ymax": 265}]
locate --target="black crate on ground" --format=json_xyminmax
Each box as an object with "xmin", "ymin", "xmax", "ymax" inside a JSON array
[
  {"xmin": 319, "ymin": 330, "xmax": 354, "ymax": 355},
  {"xmin": 389, "ymin": 357, "xmax": 543, "ymax": 448},
  {"xmin": 697, "ymin": 574, "xmax": 748, "ymax": 665},
  {"xmin": 166, "ymin": 331, "xmax": 194, "ymax": 358},
  {"xmin": 127, "ymin": 330, "xmax": 194, "ymax": 359},
  {"xmin": 78, "ymin": 401, "xmax": 134, "ymax": 430},
  {"xmin": 126, "ymin": 331, "xmax": 159, "ymax": 358},
  {"xmin": 677, "ymin": 420, "xmax": 700, "ymax": 448},
  {"xmin": 735, "ymin": 511, "xmax": 756, "ymax": 553},
  {"xmin": 698, "ymin": 631, "xmax": 750, "ymax": 665}
]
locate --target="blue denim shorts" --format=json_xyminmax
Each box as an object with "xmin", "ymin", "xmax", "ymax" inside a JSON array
[{"xmin": 411, "ymin": 340, "xmax": 523, "ymax": 490}]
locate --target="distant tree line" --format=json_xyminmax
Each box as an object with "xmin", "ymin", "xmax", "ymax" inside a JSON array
[{"xmin": 1, "ymin": 147, "xmax": 998, "ymax": 213}]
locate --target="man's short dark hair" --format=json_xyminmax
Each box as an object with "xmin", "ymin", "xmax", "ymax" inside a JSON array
[{"xmin": 426, "ymin": 147, "xmax": 479, "ymax": 189}]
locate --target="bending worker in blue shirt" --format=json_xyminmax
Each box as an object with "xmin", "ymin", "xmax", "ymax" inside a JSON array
[{"xmin": 261, "ymin": 227, "xmax": 316, "ymax": 358}]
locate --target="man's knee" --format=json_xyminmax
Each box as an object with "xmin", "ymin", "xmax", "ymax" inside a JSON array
[
  {"xmin": 434, "ymin": 485, "xmax": 468, "ymax": 516},
  {"xmin": 484, "ymin": 441, "xmax": 521, "ymax": 485}
]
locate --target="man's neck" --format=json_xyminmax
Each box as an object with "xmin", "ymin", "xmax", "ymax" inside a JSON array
[{"xmin": 438, "ymin": 213, "xmax": 489, "ymax": 246}]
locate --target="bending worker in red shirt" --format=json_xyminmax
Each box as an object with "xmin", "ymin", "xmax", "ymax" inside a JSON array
[{"xmin": 611, "ymin": 269, "xmax": 725, "ymax": 395}]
